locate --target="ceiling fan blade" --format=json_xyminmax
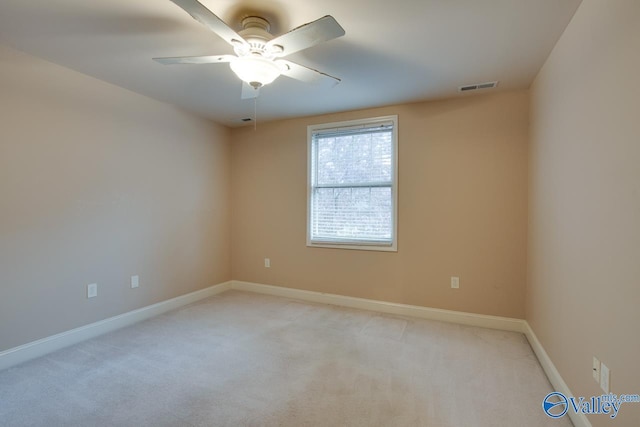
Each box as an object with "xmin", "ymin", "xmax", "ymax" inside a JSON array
[
  {"xmin": 153, "ymin": 54, "xmax": 236, "ymax": 65},
  {"xmin": 241, "ymin": 81, "xmax": 260, "ymax": 100},
  {"xmin": 169, "ymin": 0, "xmax": 248, "ymax": 48},
  {"xmin": 276, "ymin": 60, "xmax": 341, "ymax": 88},
  {"xmin": 266, "ymin": 15, "xmax": 345, "ymax": 57}
]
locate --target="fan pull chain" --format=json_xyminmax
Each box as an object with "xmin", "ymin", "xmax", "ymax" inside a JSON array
[{"xmin": 253, "ymin": 97, "xmax": 257, "ymax": 131}]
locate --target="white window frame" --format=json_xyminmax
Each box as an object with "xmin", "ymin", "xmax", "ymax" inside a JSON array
[{"xmin": 306, "ymin": 115, "xmax": 398, "ymax": 252}]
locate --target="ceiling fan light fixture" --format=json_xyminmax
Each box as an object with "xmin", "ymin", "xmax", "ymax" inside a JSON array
[{"xmin": 230, "ymin": 56, "xmax": 281, "ymax": 88}]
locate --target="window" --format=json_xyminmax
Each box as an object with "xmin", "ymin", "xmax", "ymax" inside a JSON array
[{"xmin": 307, "ymin": 116, "xmax": 398, "ymax": 251}]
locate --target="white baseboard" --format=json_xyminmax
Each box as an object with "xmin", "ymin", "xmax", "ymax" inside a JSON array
[
  {"xmin": 0, "ymin": 281, "xmax": 232, "ymax": 372},
  {"xmin": 523, "ymin": 321, "xmax": 591, "ymax": 427},
  {"xmin": 230, "ymin": 280, "xmax": 526, "ymax": 332}
]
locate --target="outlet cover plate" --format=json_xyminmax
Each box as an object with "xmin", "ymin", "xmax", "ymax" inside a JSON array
[
  {"xmin": 593, "ymin": 357, "xmax": 601, "ymax": 383},
  {"xmin": 451, "ymin": 276, "xmax": 460, "ymax": 289},
  {"xmin": 87, "ymin": 283, "xmax": 97, "ymax": 298},
  {"xmin": 131, "ymin": 275, "xmax": 139, "ymax": 289}
]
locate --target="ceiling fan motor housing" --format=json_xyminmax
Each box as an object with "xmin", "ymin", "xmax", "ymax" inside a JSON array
[{"xmin": 235, "ymin": 16, "xmax": 283, "ymax": 59}]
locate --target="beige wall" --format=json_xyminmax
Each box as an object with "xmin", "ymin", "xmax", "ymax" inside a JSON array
[
  {"xmin": 528, "ymin": 1, "xmax": 640, "ymax": 426},
  {"xmin": 0, "ymin": 45, "xmax": 231, "ymax": 351},
  {"xmin": 231, "ymin": 91, "xmax": 529, "ymax": 318}
]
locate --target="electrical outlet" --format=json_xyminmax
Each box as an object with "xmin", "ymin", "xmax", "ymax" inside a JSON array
[
  {"xmin": 264, "ymin": 258, "xmax": 271, "ymax": 268},
  {"xmin": 593, "ymin": 357, "xmax": 601, "ymax": 383},
  {"xmin": 600, "ymin": 362, "xmax": 610, "ymax": 393},
  {"xmin": 131, "ymin": 275, "xmax": 139, "ymax": 289},
  {"xmin": 87, "ymin": 283, "xmax": 97, "ymax": 298},
  {"xmin": 451, "ymin": 276, "xmax": 460, "ymax": 289}
]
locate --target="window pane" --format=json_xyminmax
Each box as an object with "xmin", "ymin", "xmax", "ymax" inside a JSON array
[
  {"xmin": 311, "ymin": 187, "xmax": 392, "ymax": 241},
  {"xmin": 315, "ymin": 130, "xmax": 392, "ymax": 185},
  {"xmin": 308, "ymin": 116, "xmax": 397, "ymax": 249}
]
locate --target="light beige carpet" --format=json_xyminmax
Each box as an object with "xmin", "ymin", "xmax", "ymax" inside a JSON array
[{"xmin": 0, "ymin": 290, "xmax": 572, "ymax": 426}]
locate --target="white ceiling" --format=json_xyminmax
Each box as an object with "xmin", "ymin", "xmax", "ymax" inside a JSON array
[{"xmin": 0, "ymin": 0, "xmax": 581, "ymax": 126}]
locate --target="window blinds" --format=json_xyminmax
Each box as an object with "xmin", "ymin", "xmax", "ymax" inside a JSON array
[{"xmin": 310, "ymin": 121, "xmax": 394, "ymax": 244}]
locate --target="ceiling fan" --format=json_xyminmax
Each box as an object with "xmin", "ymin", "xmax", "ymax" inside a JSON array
[{"xmin": 154, "ymin": 0, "xmax": 346, "ymax": 99}]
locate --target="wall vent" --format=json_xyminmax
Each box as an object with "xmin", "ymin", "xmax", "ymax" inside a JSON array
[{"xmin": 458, "ymin": 81, "xmax": 499, "ymax": 92}]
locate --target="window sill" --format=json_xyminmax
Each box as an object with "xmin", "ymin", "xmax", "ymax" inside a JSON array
[{"xmin": 307, "ymin": 242, "xmax": 397, "ymax": 252}]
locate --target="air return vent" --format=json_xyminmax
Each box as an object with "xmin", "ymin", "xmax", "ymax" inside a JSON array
[{"xmin": 458, "ymin": 81, "xmax": 498, "ymax": 92}]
